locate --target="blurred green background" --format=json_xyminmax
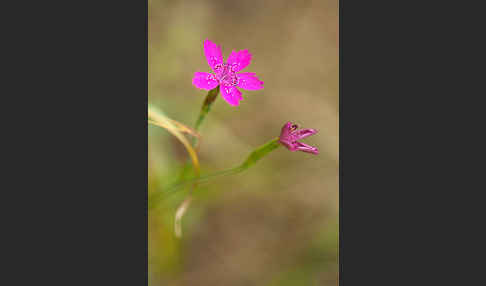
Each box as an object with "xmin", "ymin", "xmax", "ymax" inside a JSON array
[{"xmin": 148, "ymin": 0, "xmax": 338, "ymax": 285}]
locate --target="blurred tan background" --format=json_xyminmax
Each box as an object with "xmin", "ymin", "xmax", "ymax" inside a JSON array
[{"xmin": 148, "ymin": 0, "xmax": 338, "ymax": 285}]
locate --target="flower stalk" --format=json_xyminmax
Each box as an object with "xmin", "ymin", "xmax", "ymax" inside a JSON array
[
  {"xmin": 194, "ymin": 86, "xmax": 219, "ymax": 137},
  {"xmin": 149, "ymin": 137, "xmax": 281, "ymax": 210}
]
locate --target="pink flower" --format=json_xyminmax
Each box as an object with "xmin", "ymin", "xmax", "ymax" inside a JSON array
[
  {"xmin": 192, "ymin": 39, "xmax": 264, "ymax": 106},
  {"xmin": 279, "ymin": 122, "xmax": 319, "ymax": 155}
]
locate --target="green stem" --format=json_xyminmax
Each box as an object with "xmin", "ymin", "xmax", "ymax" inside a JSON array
[
  {"xmin": 171, "ymin": 166, "xmax": 243, "ymax": 192},
  {"xmin": 177, "ymin": 87, "xmax": 220, "ymax": 182},
  {"xmin": 193, "ymin": 86, "xmax": 219, "ymax": 140},
  {"xmin": 181, "ymin": 137, "xmax": 280, "ymax": 188},
  {"xmin": 149, "ymin": 138, "xmax": 281, "ymax": 209}
]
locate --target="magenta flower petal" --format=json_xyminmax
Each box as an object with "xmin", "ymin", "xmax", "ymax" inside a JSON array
[
  {"xmin": 227, "ymin": 49, "xmax": 252, "ymax": 72},
  {"xmin": 279, "ymin": 122, "xmax": 319, "ymax": 155},
  {"xmin": 290, "ymin": 128, "xmax": 318, "ymax": 141},
  {"xmin": 220, "ymin": 85, "xmax": 242, "ymax": 106},
  {"xmin": 203, "ymin": 39, "xmax": 223, "ymax": 72},
  {"xmin": 294, "ymin": 142, "xmax": 319, "ymax": 154},
  {"xmin": 192, "ymin": 72, "xmax": 219, "ymax": 90},
  {"xmin": 237, "ymin": 73, "xmax": 264, "ymax": 90}
]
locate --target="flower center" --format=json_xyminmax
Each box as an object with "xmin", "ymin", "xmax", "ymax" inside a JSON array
[{"xmin": 214, "ymin": 63, "xmax": 239, "ymax": 86}]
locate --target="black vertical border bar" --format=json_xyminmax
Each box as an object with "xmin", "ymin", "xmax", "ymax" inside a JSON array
[{"xmin": 10, "ymin": 0, "xmax": 151, "ymax": 283}]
